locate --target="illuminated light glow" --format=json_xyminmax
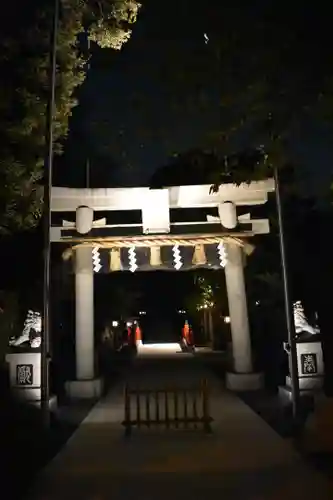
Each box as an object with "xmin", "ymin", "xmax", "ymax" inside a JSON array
[
  {"xmin": 217, "ymin": 241, "xmax": 228, "ymax": 267},
  {"xmin": 128, "ymin": 246, "xmax": 138, "ymax": 272},
  {"xmin": 137, "ymin": 342, "xmax": 182, "ymax": 356},
  {"xmin": 197, "ymin": 301, "xmax": 214, "ymax": 310},
  {"xmin": 172, "ymin": 244, "xmax": 183, "ymax": 270},
  {"xmin": 139, "ymin": 311, "xmax": 146, "ymax": 315},
  {"xmin": 224, "ymin": 316, "xmax": 231, "ymax": 324},
  {"xmin": 112, "ymin": 321, "xmax": 118, "ymax": 327},
  {"xmin": 126, "ymin": 321, "xmax": 133, "ymax": 327},
  {"xmin": 92, "ymin": 246, "xmax": 102, "ymax": 272}
]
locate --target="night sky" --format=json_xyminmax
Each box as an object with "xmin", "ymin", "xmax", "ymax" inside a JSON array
[{"xmin": 54, "ymin": 1, "xmax": 333, "ymax": 197}]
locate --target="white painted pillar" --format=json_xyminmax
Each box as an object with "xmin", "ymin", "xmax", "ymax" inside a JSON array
[
  {"xmin": 75, "ymin": 246, "xmax": 94, "ymax": 380},
  {"xmin": 224, "ymin": 242, "xmax": 253, "ymax": 373}
]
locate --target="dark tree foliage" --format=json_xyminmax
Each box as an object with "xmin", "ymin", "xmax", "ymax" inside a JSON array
[
  {"xmin": 150, "ymin": 146, "xmax": 275, "ymax": 189},
  {"xmin": 150, "ymin": 145, "xmax": 301, "ymax": 198},
  {"xmin": 0, "ymin": 0, "xmax": 140, "ymax": 233}
]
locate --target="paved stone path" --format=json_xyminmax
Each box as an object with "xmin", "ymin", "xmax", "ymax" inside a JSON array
[{"xmin": 28, "ymin": 348, "xmax": 332, "ymax": 499}]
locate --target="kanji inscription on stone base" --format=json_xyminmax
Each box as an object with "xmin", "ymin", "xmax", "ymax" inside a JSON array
[
  {"xmin": 16, "ymin": 364, "xmax": 33, "ymax": 385},
  {"xmin": 301, "ymin": 353, "xmax": 318, "ymax": 375}
]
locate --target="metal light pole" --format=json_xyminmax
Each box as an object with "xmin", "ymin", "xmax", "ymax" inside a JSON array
[
  {"xmin": 274, "ymin": 166, "xmax": 300, "ymax": 421},
  {"xmin": 85, "ymin": 34, "xmax": 91, "ymax": 188},
  {"xmin": 41, "ymin": 0, "xmax": 59, "ymax": 427}
]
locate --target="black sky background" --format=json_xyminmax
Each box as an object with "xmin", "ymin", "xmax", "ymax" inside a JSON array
[
  {"xmin": 55, "ymin": 0, "xmax": 219, "ymax": 187},
  {"xmin": 54, "ymin": 1, "xmax": 333, "ymax": 197}
]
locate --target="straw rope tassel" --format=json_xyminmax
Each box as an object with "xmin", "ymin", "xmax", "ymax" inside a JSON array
[
  {"xmin": 62, "ymin": 235, "xmax": 249, "ymax": 261},
  {"xmin": 109, "ymin": 248, "xmax": 122, "ymax": 271},
  {"xmin": 150, "ymin": 246, "xmax": 162, "ymax": 266},
  {"xmin": 192, "ymin": 244, "xmax": 207, "ymax": 265}
]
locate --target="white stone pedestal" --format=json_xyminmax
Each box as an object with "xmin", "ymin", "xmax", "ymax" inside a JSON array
[
  {"xmin": 6, "ymin": 351, "xmax": 41, "ymax": 402},
  {"xmin": 226, "ymin": 371, "xmax": 264, "ymax": 391},
  {"xmin": 6, "ymin": 351, "xmax": 57, "ymax": 409},
  {"xmin": 65, "ymin": 378, "xmax": 103, "ymax": 399},
  {"xmin": 279, "ymin": 337, "xmax": 324, "ymax": 399},
  {"xmin": 296, "ymin": 339, "xmax": 324, "ymax": 387}
]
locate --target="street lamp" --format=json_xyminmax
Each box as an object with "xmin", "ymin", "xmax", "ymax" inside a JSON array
[
  {"xmin": 41, "ymin": 0, "xmax": 60, "ymax": 427},
  {"xmin": 274, "ymin": 166, "xmax": 300, "ymax": 422}
]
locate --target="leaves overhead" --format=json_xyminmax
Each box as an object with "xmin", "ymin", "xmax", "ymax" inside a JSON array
[
  {"xmin": 150, "ymin": 145, "xmax": 279, "ymax": 191},
  {"xmin": 0, "ymin": 0, "xmax": 140, "ymax": 233},
  {"xmin": 184, "ymin": 271, "xmax": 228, "ymax": 315}
]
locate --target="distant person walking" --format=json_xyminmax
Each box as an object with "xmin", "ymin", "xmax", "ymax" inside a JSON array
[
  {"xmin": 181, "ymin": 320, "xmax": 194, "ymax": 351},
  {"xmin": 98, "ymin": 325, "xmax": 114, "ymax": 390}
]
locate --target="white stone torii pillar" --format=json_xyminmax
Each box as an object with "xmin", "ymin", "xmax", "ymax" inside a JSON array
[
  {"xmin": 75, "ymin": 246, "xmax": 94, "ymax": 380},
  {"xmin": 224, "ymin": 242, "xmax": 263, "ymax": 390},
  {"xmin": 219, "ymin": 202, "xmax": 263, "ymax": 391},
  {"xmin": 65, "ymin": 207, "xmax": 103, "ymax": 399},
  {"xmin": 225, "ymin": 242, "xmax": 252, "ymax": 372}
]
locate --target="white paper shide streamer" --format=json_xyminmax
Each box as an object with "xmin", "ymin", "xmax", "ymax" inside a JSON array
[
  {"xmin": 172, "ymin": 244, "xmax": 183, "ymax": 270},
  {"xmin": 128, "ymin": 246, "xmax": 138, "ymax": 272},
  {"xmin": 217, "ymin": 242, "xmax": 228, "ymax": 267},
  {"xmin": 92, "ymin": 246, "xmax": 102, "ymax": 272}
]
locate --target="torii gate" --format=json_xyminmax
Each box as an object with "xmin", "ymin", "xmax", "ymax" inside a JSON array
[{"xmin": 51, "ymin": 179, "xmax": 275, "ymax": 398}]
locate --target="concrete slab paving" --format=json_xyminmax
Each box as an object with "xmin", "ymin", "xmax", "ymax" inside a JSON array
[{"xmin": 28, "ymin": 352, "xmax": 332, "ymax": 499}]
